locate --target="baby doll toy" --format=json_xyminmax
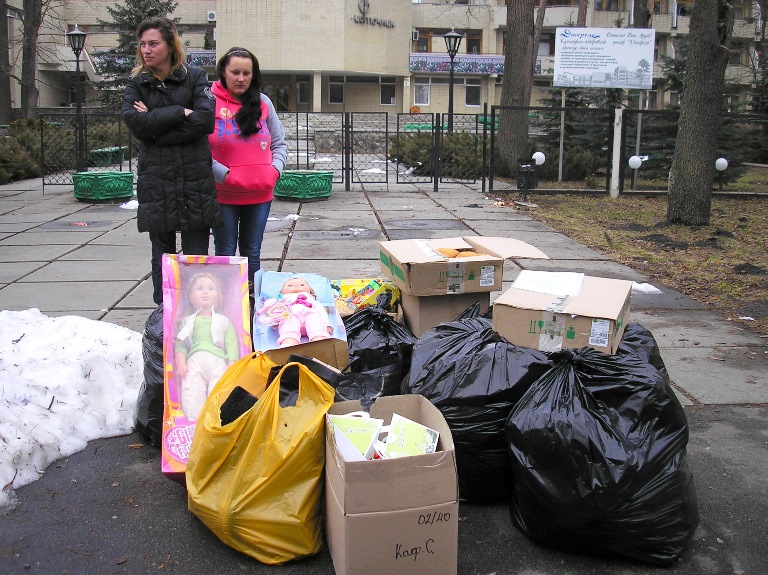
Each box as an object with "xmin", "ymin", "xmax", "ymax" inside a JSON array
[
  {"xmin": 257, "ymin": 277, "xmax": 333, "ymax": 348},
  {"xmin": 174, "ymin": 272, "xmax": 239, "ymax": 420}
]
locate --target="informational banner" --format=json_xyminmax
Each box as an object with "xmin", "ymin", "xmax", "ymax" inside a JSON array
[{"xmin": 554, "ymin": 27, "xmax": 655, "ymax": 90}]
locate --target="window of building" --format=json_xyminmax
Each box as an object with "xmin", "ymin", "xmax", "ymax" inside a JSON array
[
  {"xmin": 594, "ymin": 0, "xmax": 619, "ymax": 10},
  {"xmin": 381, "ymin": 77, "xmax": 396, "ymax": 105},
  {"xmin": 414, "ymin": 77, "xmax": 430, "ymax": 106},
  {"xmin": 669, "ymin": 90, "xmax": 680, "ymax": 106},
  {"xmin": 329, "ymin": 76, "xmax": 344, "ymax": 104},
  {"xmin": 538, "ymin": 34, "xmax": 554, "ymax": 57},
  {"xmin": 414, "ymin": 28, "xmax": 480, "ymax": 54},
  {"xmin": 465, "ymin": 78, "xmax": 481, "ymax": 107},
  {"xmin": 296, "ymin": 75, "xmax": 310, "ymax": 105},
  {"xmin": 465, "ymin": 31, "xmax": 482, "ymax": 55},
  {"xmin": 728, "ymin": 47, "xmax": 743, "ymax": 65}
]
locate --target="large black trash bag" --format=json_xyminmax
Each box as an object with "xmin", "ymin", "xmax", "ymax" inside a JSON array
[
  {"xmin": 505, "ymin": 347, "xmax": 699, "ymax": 566},
  {"xmin": 617, "ymin": 321, "xmax": 669, "ymax": 379},
  {"xmin": 338, "ymin": 300, "xmax": 417, "ymax": 408},
  {"xmin": 134, "ymin": 306, "xmax": 164, "ymax": 448},
  {"xmin": 403, "ymin": 314, "xmax": 551, "ymax": 503}
]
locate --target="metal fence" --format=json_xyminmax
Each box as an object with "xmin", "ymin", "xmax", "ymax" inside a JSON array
[
  {"xmin": 40, "ymin": 111, "xmax": 136, "ymax": 188},
  {"xmin": 38, "ymin": 108, "xmax": 768, "ymax": 195}
]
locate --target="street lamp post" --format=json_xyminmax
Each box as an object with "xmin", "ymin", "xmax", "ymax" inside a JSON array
[
  {"xmin": 443, "ymin": 29, "xmax": 463, "ymax": 133},
  {"xmin": 66, "ymin": 25, "xmax": 87, "ymax": 173}
]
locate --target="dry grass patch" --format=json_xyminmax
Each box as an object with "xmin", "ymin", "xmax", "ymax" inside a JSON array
[{"xmin": 495, "ymin": 193, "xmax": 768, "ymax": 337}]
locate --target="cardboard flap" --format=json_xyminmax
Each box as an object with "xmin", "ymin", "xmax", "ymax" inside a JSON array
[
  {"xmin": 463, "ymin": 236, "xmax": 549, "ymax": 260},
  {"xmin": 380, "ymin": 239, "xmax": 447, "ymax": 264},
  {"xmin": 265, "ymin": 338, "xmax": 349, "ymax": 370},
  {"xmin": 561, "ymin": 276, "xmax": 633, "ymax": 318}
]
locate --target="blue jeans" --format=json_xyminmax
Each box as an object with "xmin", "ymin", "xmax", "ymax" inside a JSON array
[
  {"xmin": 149, "ymin": 229, "xmax": 210, "ymax": 305},
  {"xmin": 212, "ymin": 201, "xmax": 272, "ymax": 286}
]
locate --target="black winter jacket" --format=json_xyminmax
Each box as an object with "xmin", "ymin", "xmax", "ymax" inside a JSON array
[{"xmin": 122, "ymin": 65, "xmax": 220, "ymax": 233}]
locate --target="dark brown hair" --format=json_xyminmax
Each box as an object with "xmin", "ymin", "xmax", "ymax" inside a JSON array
[{"xmin": 216, "ymin": 47, "xmax": 264, "ymax": 138}]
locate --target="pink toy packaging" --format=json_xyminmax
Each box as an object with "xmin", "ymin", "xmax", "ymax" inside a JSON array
[{"xmin": 160, "ymin": 254, "xmax": 252, "ymax": 479}]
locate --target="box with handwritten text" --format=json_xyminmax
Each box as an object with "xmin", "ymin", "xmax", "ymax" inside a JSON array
[{"xmin": 324, "ymin": 395, "xmax": 458, "ymax": 575}]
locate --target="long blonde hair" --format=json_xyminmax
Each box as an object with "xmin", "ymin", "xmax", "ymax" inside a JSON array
[{"xmin": 132, "ymin": 17, "xmax": 186, "ymax": 78}]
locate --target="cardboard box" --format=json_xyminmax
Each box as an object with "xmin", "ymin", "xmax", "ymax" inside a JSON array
[
  {"xmin": 492, "ymin": 271, "xmax": 632, "ymax": 354},
  {"xmin": 379, "ymin": 236, "xmax": 548, "ymax": 296},
  {"xmin": 400, "ymin": 291, "xmax": 490, "ymax": 336},
  {"xmin": 325, "ymin": 395, "xmax": 459, "ymax": 575}
]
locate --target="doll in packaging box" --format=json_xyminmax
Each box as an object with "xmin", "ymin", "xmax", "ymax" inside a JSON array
[{"xmin": 257, "ymin": 277, "xmax": 333, "ymax": 347}]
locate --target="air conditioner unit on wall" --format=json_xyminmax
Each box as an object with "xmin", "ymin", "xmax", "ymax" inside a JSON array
[
  {"xmin": 412, "ymin": 31, "xmax": 419, "ymax": 42},
  {"xmin": 207, "ymin": 11, "xmax": 217, "ymax": 22}
]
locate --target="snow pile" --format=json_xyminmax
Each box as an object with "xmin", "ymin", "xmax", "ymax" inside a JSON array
[{"xmin": 0, "ymin": 309, "xmax": 143, "ymax": 508}]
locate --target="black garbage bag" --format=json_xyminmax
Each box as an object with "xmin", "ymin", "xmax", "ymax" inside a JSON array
[
  {"xmin": 339, "ymin": 302, "xmax": 417, "ymax": 409},
  {"xmin": 403, "ymin": 315, "xmax": 551, "ymax": 503},
  {"xmin": 134, "ymin": 306, "xmax": 164, "ymax": 448},
  {"xmin": 617, "ymin": 321, "xmax": 669, "ymax": 379},
  {"xmin": 505, "ymin": 347, "xmax": 699, "ymax": 566}
]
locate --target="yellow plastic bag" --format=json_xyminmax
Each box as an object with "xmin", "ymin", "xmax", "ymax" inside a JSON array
[{"xmin": 186, "ymin": 352, "xmax": 336, "ymax": 564}]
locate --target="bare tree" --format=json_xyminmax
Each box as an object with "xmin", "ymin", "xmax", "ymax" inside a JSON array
[
  {"xmin": 0, "ymin": 0, "xmax": 11, "ymax": 123},
  {"xmin": 577, "ymin": 0, "xmax": 588, "ymax": 27},
  {"xmin": 667, "ymin": 0, "xmax": 734, "ymax": 225},
  {"xmin": 498, "ymin": 0, "xmax": 541, "ymax": 174},
  {"xmin": 632, "ymin": 0, "xmax": 654, "ymax": 28},
  {"xmin": 20, "ymin": 0, "xmax": 44, "ymax": 117}
]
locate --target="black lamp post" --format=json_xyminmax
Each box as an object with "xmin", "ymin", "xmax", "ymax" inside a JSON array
[
  {"xmin": 443, "ymin": 29, "xmax": 463, "ymax": 132},
  {"xmin": 66, "ymin": 25, "xmax": 87, "ymax": 173}
]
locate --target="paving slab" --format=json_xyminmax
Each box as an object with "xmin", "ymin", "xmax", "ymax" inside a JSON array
[
  {"xmin": 89, "ymin": 222, "xmax": 147, "ymax": 246},
  {"xmin": 102, "ymin": 308, "xmax": 156, "ymax": 333},
  {"xmin": 447, "ymin": 207, "xmax": 534, "ymax": 221},
  {"xmin": 0, "ymin": 231, "xmax": 104, "ymax": 245},
  {"xmin": 58, "ymin": 244, "xmax": 155, "ymax": 263},
  {"xmin": 22, "ymin": 260, "xmax": 148, "ymax": 282},
  {"xmin": 376, "ymin": 209, "xmax": 460, "ymax": 223},
  {"xmin": 0, "ymin": 212, "xmax": 63, "ymax": 224},
  {"xmin": 378, "ymin": 218, "xmax": 472, "ymax": 231},
  {"xmin": 114, "ymin": 279, "xmax": 155, "ymax": 310},
  {"xmin": 0, "ymin": 261, "xmax": 48, "ymax": 283},
  {"xmin": 0, "ymin": 244, "xmax": 76, "ymax": 263},
  {"xmin": 285, "ymin": 237, "xmax": 382, "ymax": 260},
  {"xmin": 0, "ymin": 222, "xmax": 44, "ymax": 233},
  {"xmin": 281, "ymin": 258, "xmax": 380, "ymax": 278},
  {"xmin": 0, "ymin": 281, "xmax": 137, "ymax": 312},
  {"xmin": 385, "ymin": 228, "xmax": 472, "ymax": 239},
  {"xmin": 292, "ymin": 212, "xmax": 381, "ymax": 231},
  {"xmin": 502, "ymin": 231, "xmax": 614, "ymax": 260},
  {"xmin": 632, "ymin": 310, "xmax": 766, "ymax": 348}
]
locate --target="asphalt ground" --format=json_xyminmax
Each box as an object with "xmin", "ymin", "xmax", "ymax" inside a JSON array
[{"xmin": 1, "ymin": 177, "xmax": 766, "ymax": 575}]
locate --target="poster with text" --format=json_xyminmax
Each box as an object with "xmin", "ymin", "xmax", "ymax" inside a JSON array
[{"xmin": 554, "ymin": 27, "xmax": 655, "ymax": 90}]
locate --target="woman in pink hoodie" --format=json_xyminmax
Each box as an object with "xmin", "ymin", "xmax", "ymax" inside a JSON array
[{"xmin": 209, "ymin": 47, "xmax": 287, "ymax": 292}]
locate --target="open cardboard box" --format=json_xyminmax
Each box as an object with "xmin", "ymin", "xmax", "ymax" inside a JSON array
[
  {"xmin": 379, "ymin": 236, "xmax": 548, "ymax": 296},
  {"xmin": 492, "ymin": 271, "xmax": 632, "ymax": 354},
  {"xmin": 400, "ymin": 291, "xmax": 491, "ymax": 336},
  {"xmin": 325, "ymin": 395, "xmax": 458, "ymax": 575}
]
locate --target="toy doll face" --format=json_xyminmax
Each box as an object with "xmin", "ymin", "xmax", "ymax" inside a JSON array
[
  {"xmin": 189, "ymin": 275, "xmax": 221, "ymax": 310},
  {"xmin": 281, "ymin": 278, "xmax": 312, "ymax": 295}
]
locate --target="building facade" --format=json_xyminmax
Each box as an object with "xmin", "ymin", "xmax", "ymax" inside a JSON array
[{"xmin": 5, "ymin": 0, "xmax": 763, "ymax": 114}]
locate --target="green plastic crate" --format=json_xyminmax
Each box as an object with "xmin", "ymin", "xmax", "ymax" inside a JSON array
[
  {"xmin": 274, "ymin": 170, "xmax": 333, "ymax": 200},
  {"xmin": 73, "ymin": 171, "xmax": 134, "ymax": 202}
]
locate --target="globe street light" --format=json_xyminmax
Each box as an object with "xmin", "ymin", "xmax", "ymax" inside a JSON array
[
  {"xmin": 444, "ymin": 29, "xmax": 463, "ymax": 132},
  {"xmin": 66, "ymin": 25, "xmax": 87, "ymax": 173}
]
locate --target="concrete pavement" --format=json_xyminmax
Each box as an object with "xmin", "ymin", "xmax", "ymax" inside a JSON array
[{"xmin": 1, "ymin": 177, "xmax": 767, "ymax": 575}]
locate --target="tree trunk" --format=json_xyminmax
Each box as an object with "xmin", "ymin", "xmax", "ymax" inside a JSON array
[
  {"xmin": 0, "ymin": 0, "xmax": 12, "ymax": 124},
  {"xmin": 577, "ymin": 0, "xmax": 588, "ymax": 27},
  {"xmin": 499, "ymin": 0, "xmax": 536, "ymax": 175},
  {"xmin": 533, "ymin": 0, "xmax": 548, "ymax": 67},
  {"xmin": 21, "ymin": 0, "xmax": 43, "ymax": 118},
  {"xmin": 633, "ymin": 0, "xmax": 654, "ymax": 28},
  {"xmin": 667, "ymin": 0, "xmax": 734, "ymax": 225}
]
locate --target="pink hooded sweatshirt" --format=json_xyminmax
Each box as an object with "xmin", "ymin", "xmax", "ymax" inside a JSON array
[{"xmin": 208, "ymin": 81, "xmax": 285, "ymax": 205}]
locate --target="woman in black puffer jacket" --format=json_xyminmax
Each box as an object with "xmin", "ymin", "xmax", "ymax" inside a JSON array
[{"xmin": 122, "ymin": 17, "xmax": 220, "ymax": 305}]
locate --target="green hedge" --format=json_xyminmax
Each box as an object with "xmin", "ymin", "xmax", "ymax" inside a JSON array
[{"xmin": 0, "ymin": 119, "xmax": 41, "ymax": 184}]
